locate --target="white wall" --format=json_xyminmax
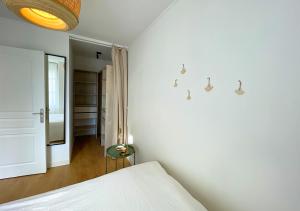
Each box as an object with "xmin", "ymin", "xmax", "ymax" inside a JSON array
[
  {"xmin": 128, "ymin": 0, "xmax": 300, "ymax": 211},
  {"xmin": 74, "ymin": 55, "xmax": 112, "ymax": 72},
  {"xmin": 0, "ymin": 17, "xmax": 71, "ymax": 167},
  {"xmin": 69, "ymin": 40, "xmax": 74, "ymax": 162}
]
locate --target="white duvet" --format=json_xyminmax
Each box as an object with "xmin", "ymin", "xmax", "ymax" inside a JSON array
[
  {"xmin": 0, "ymin": 162, "xmax": 207, "ymax": 211},
  {"xmin": 49, "ymin": 114, "xmax": 64, "ymax": 142}
]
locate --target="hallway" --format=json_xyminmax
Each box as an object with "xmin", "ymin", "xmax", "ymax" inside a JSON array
[{"xmin": 0, "ymin": 136, "xmax": 128, "ymax": 204}]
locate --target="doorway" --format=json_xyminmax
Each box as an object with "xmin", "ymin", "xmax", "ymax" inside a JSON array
[{"xmin": 70, "ymin": 38, "xmax": 112, "ymax": 158}]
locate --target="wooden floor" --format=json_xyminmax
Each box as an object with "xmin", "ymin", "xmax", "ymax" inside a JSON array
[{"xmin": 0, "ymin": 136, "xmax": 129, "ymax": 204}]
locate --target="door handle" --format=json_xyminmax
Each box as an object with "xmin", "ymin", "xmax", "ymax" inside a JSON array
[{"xmin": 32, "ymin": 109, "xmax": 44, "ymax": 123}]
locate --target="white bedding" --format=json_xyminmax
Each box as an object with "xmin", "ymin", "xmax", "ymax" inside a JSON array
[
  {"xmin": 0, "ymin": 162, "xmax": 207, "ymax": 211},
  {"xmin": 49, "ymin": 114, "xmax": 64, "ymax": 142}
]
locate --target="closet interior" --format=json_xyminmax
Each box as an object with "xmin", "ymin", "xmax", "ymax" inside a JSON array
[
  {"xmin": 70, "ymin": 39, "xmax": 112, "ymax": 147},
  {"xmin": 74, "ymin": 70, "xmax": 98, "ymax": 137}
]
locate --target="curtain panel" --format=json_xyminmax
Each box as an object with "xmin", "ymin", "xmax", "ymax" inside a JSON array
[{"xmin": 109, "ymin": 46, "xmax": 128, "ymax": 147}]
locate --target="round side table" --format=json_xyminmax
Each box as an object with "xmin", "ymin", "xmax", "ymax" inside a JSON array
[{"xmin": 105, "ymin": 145, "xmax": 135, "ymax": 173}]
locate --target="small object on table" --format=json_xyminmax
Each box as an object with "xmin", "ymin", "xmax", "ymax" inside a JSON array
[
  {"xmin": 105, "ymin": 144, "xmax": 135, "ymax": 173},
  {"xmin": 116, "ymin": 145, "xmax": 127, "ymax": 153}
]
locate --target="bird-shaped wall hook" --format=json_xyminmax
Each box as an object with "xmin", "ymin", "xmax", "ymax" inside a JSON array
[
  {"xmin": 187, "ymin": 89, "xmax": 192, "ymax": 100},
  {"xmin": 173, "ymin": 79, "xmax": 178, "ymax": 87},
  {"xmin": 204, "ymin": 77, "xmax": 214, "ymax": 92},
  {"xmin": 235, "ymin": 80, "xmax": 245, "ymax": 95},
  {"xmin": 181, "ymin": 64, "xmax": 187, "ymax": 75}
]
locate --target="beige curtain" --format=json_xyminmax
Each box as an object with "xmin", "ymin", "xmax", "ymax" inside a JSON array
[{"xmin": 108, "ymin": 46, "xmax": 128, "ymax": 147}]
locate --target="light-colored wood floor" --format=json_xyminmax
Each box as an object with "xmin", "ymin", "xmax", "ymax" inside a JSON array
[{"xmin": 0, "ymin": 136, "xmax": 129, "ymax": 204}]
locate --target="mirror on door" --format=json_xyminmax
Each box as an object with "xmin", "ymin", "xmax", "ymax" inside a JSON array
[{"xmin": 46, "ymin": 54, "xmax": 66, "ymax": 146}]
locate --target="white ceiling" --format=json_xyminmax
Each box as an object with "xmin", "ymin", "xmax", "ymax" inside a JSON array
[
  {"xmin": 0, "ymin": 2, "xmax": 18, "ymax": 20},
  {"xmin": 0, "ymin": 0, "xmax": 174, "ymax": 45}
]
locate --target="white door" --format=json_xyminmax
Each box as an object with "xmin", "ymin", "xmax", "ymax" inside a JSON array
[{"xmin": 0, "ymin": 45, "xmax": 46, "ymax": 179}]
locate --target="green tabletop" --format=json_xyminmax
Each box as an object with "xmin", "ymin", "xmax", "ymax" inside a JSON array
[{"xmin": 106, "ymin": 144, "xmax": 135, "ymax": 159}]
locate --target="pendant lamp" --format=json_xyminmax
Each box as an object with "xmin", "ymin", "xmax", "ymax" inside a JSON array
[{"xmin": 2, "ymin": 0, "xmax": 81, "ymax": 31}]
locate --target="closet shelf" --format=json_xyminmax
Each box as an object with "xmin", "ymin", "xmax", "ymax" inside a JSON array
[
  {"xmin": 74, "ymin": 125, "xmax": 96, "ymax": 130},
  {"xmin": 74, "ymin": 70, "xmax": 98, "ymax": 138},
  {"xmin": 74, "ymin": 81, "xmax": 97, "ymax": 84},
  {"xmin": 75, "ymin": 104, "xmax": 97, "ymax": 107},
  {"xmin": 75, "ymin": 94, "xmax": 97, "ymax": 96}
]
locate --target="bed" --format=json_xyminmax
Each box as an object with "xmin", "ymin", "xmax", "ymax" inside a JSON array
[
  {"xmin": 0, "ymin": 162, "xmax": 207, "ymax": 211},
  {"xmin": 48, "ymin": 113, "xmax": 64, "ymax": 143}
]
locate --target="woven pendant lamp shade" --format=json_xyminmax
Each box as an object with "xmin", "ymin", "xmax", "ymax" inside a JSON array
[{"xmin": 2, "ymin": 0, "xmax": 81, "ymax": 31}]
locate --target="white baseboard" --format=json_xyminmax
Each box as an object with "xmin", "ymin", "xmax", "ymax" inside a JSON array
[{"xmin": 47, "ymin": 160, "xmax": 70, "ymax": 168}]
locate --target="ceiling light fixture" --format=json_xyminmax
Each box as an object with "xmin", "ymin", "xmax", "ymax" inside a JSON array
[{"xmin": 3, "ymin": 0, "xmax": 81, "ymax": 31}]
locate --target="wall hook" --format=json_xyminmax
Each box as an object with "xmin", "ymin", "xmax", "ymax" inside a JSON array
[
  {"xmin": 181, "ymin": 64, "xmax": 187, "ymax": 74},
  {"xmin": 204, "ymin": 77, "xmax": 214, "ymax": 92},
  {"xmin": 235, "ymin": 80, "xmax": 245, "ymax": 95},
  {"xmin": 173, "ymin": 79, "xmax": 178, "ymax": 87},
  {"xmin": 187, "ymin": 89, "xmax": 192, "ymax": 100}
]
